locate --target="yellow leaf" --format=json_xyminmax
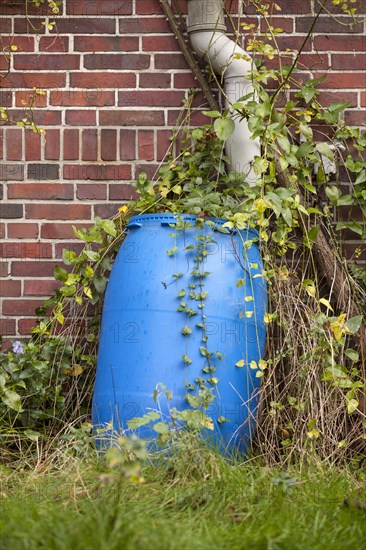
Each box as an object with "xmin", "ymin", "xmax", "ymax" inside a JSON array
[
  {"xmin": 307, "ymin": 428, "xmax": 319, "ymax": 439},
  {"xmin": 245, "ymin": 311, "xmax": 254, "ymax": 318},
  {"xmin": 235, "ymin": 359, "xmax": 245, "ymax": 367},
  {"xmin": 347, "ymin": 398, "xmax": 358, "ymax": 414},
  {"xmin": 244, "ymin": 296, "xmax": 253, "ymax": 302},
  {"xmin": 305, "ymin": 284, "xmax": 316, "ymax": 298},
  {"xmin": 319, "ymin": 297, "xmax": 333, "ymax": 312},
  {"xmin": 64, "ymin": 364, "xmax": 83, "ymax": 377},
  {"xmin": 119, "ymin": 205, "xmax": 128, "ymax": 214},
  {"xmin": 75, "ymin": 296, "xmax": 82, "ymax": 305},
  {"xmin": 83, "ymin": 286, "xmax": 93, "ymax": 299},
  {"xmin": 258, "ymin": 359, "xmax": 267, "ymax": 370},
  {"xmin": 256, "ymin": 371, "xmax": 264, "ymax": 378},
  {"xmin": 250, "ymin": 360, "xmax": 257, "ymax": 369}
]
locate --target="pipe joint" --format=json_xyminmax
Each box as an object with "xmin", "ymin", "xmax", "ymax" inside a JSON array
[{"xmin": 187, "ymin": 0, "xmax": 226, "ymax": 34}]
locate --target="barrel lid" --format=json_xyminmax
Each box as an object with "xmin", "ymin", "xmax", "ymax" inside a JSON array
[{"xmin": 127, "ymin": 213, "xmax": 259, "ymax": 240}]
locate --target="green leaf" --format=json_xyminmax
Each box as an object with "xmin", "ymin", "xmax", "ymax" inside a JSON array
[
  {"xmin": 181, "ymin": 325, "xmax": 192, "ymax": 336},
  {"xmin": 282, "ymin": 207, "xmax": 292, "ymax": 227},
  {"xmin": 345, "ymin": 349, "xmax": 359, "ymax": 362},
  {"xmin": 182, "ymin": 354, "xmax": 192, "ymax": 365},
  {"xmin": 186, "ymin": 393, "xmax": 201, "ymax": 409},
  {"xmin": 101, "ymin": 219, "xmax": 117, "ymax": 237},
  {"xmin": 347, "ymin": 398, "xmax": 358, "ymax": 415},
  {"xmin": 153, "ymin": 422, "xmax": 169, "ymax": 435},
  {"xmin": 62, "ymin": 249, "xmax": 77, "ymax": 265},
  {"xmin": 202, "ymin": 110, "xmax": 221, "ymax": 118},
  {"xmin": 345, "ymin": 315, "xmax": 363, "ymax": 334},
  {"xmin": 93, "ymin": 275, "xmax": 107, "ymax": 294},
  {"xmin": 325, "ymin": 185, "xmax": 340, "ymax": 205},
  {"xmin": 307, "ymin": 226, "xmax": 319, "ymax": 244},
  {"xmin": 253, "ymin": 157, "xmax": 269, "ymax": 175},
  {"xmin": 54, "ymin": 266, "xmax": 68, "ymax": 282},
  {"xmin": 316, "ymin": 142, "xmax": 334, "ymax": 160},
  {"xmin": 277, "ymin": 136, "xmax": 291, "ymax": 154},
  {"xmin": 2, "ymin": 390, "xmax": 23, "ymax": 412},
  {"xmin": 214, "ymin": 117, "xmax": 235, "ymax": 141}
]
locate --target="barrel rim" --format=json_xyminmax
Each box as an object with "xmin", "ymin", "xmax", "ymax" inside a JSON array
[{"xmin": 127, "ymin": 213, "xmax": 259, "ymax": 240}]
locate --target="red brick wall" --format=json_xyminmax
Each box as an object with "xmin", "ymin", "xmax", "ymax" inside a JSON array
[{"xmin": 1, "ymin": 0, "xmax": 365, "ymax": 339}]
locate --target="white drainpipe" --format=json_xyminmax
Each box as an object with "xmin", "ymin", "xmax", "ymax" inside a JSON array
[{"xmin": 187, "ymin": 0, "xmax": 260, "ymax": 183}]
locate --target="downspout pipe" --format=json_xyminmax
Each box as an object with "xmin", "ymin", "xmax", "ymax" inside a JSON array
[{"xmin": 187, "ymin": 0, "xmax": 260, "ymax": 183}]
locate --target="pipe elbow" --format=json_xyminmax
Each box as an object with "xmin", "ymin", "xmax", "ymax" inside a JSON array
[{"xmin": 189, "ymin": 32, "xmax": 252, "ymax": 81}]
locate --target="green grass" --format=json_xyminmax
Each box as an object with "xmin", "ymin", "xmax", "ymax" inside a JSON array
[{"xmin": 1, "ymin": 451, "xmax": 365, "ymax": 550}]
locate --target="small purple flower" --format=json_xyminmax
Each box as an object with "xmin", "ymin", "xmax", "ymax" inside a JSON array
[{"xmin": 12, "ymin": 341, "xmax": 24, "ymax": 355}]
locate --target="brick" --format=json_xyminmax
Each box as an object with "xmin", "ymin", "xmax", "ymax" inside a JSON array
[
  {"xmin": 0, "ymin": 130, "xmax": 3, "ymax": 160},
  {"xmin": 0, "ymin": 242, "xmax": 52, "ymax": 259},
  {"xmin": 101, "ymin": 129, "xmax": 117, "ymax": 161},
  {"xmin": 4, "ymin": 72, "xmax": 66, "ymax": 88},
  {"xmin": 296, "ymin": 16, "xmax": 364, "ymax": 34},
  {"xmin": 74, "ymin": 36, "xmax": 138, "ymax": 52},
  {"xmin": 138, "ymin": 130, "xmax": 154, "ymax": 160},
  {"xmin": 6, "ymin": 129, "xmax": 23, "ymax": 161},
  {"xmin": 118, "ymin": 90, "xmax": 184, "ymax": 107},
  {"xmin": 134, "ymin": 164, "xmax": 159, "ymax": 179},
  {"xmin": 8, "ymin": 183, "xmax": 73, "ymax": 200},
  {"xmin": 317, "ymin": 91, "xmax": 358, "ymax": 108},
  {"xmin": 345, "ymin": 110, "xmax": 366, "ymax": 126},
  {"xmin": 27, "ymin": 164, "xmax": 60, "ymax": 180},
  {"xmin": 0, "ymin": 319, "xmax": 16, "ymax": 336},
  {"xmin": 0, "ymin": 164, "xmax": 23, "ymax": 181},
  {"xmin": 24, "ymin": 280, "xmax": 60, "ymax": 296},
  {"xmin": 0, "ymin": 90, "xmax": 12, "ymax": 108},
  {"xmin": 168, "ymin": 110, "xmax": 208, "ymax": 126},
  {"xmin": 15, "ymin": 89, "xmax": 47, "ymax": 108},
  {"xmin": 0, "ymin": 262, "xmax": 9, "ymax": 277},
  {"xmin": 119, "ymin": 17, "xmax": 170, "ymax": 34},
  {"xmin": 0, "ymin": 36, "xmax": 34, "ymax": 52},
  {"xmin": 260, "ymin": 16, "xmax": 294, "ymax": 33},
  {"xmin": 54, "ymin": 242, "xmax": 84, "ymax": 259},
  {"xmin": 136, "ymin": 0, "xmax": 161, "ymax": 14},
  {"xmin": 25, "ymin": 132, "xmax": 42, "ymax": 161},
  {"xmin": 1, "ymin": 280, "xmax": 21, "ymax": 297},
  {"xmin": 56, "ymin": 18, "xmax": 116, "ymax": 34},
  {"xmin": 63, "ymin": 164, "xmax": 131, "ymax": 181},
  {"xmin": 296, "ymin": 53, "xmax": 330, "ymax": 71},
  {"xmin": 14, "ymin": 18, "xmax": 46, "ymax": 34},
  {"xmin": 41, "ymin": 223, "xmax": 90, "ymax": 239},
  {"xmin": 0, "ymin": 19, "xmax": 11, "ymax": 33},
  {"xmin": 140, "ymin": 73, "xmax": 171, "ymax": 89},
  {"xmin": 83, "ymin": 54, "xmax": 150, "ymax": 70},
  {"xmin": 100, "ymin": 110, "xmax": 164, "ymax": 126},
  {"xmin": 12, "ymin": 261, "xmax": 60, "ymax": 277},
  {"xmin": 361, "ymin": 92, "xmax": 366, "ymax": 107},
  {"xmin": 157, "ymin": 129, "xmax": 173, "ymax": 161},
  {"xmin": 2, "ymin": 300, "xmax": 45, "ymax": 316},
  {"xmin": 18, "ymin": 318, "xmax": 37, "ymax": 335},
  {"xmin": 94, "ymin": 203, "xmax": 123, "ymax": 218},
  {"xmin": 155, "ymin": 54, "xmax": 189, "ymax": 70},
  {"xmin": 71, "ymin": 72, "xmax": 136, "ymax": 89},
  {"xmin": 65, "ymin": 110, "xmax": 96, "ymax": 126},
  {"xmin": 66, "ymin": 1, "xmax": 132, "ymax": 15},
  {"xmin": 109, "ymin": 184, "xmax": 138, "ymax": 201},
  {"xmin": 314, "ymin": 35, "xmax": 365, "ymax": 52},
  {"xmin": 331, "ymin": 54, "xmax": 366, "ymax": 70},
  {"xmin": 319, "ymin": 73, "xmax": 366, "ymax": 89},
  {"xmin": 25, "ymin": 203, "xmax": 91, "ymax": 220},
  {"xmin": 39, "ymin": 36, "xmax": 69, "ymax": 52},
  {"xmin": 142, "ymin": 36, "xmax": 180, "ymax": 52},
  {"xmin": 120, "ymin": 129, "xmax": 136, "ymax": 160},
  {"xmin": 173, "ymin": 73, "xmax": 197, "ymax": 89},
  {"xmin": 0, "ymin": 204, "xmax": 23, "ymax": 219},
  {"xmin": 45, "ymin": 129, "xmax": 60, "ymax": 160},
  {"xmin": 14, "ymin": 54, "xmax": 80, "ymax": 71},
  {"xmin": 32, "ymin": 110, "xmax": 62, "ymax": 126},
  {"xmin": 64, "ymin": 129, "xmax": 79, "ymax": 160},
  {"xmin": 82, "ymin": 129, "xmax": 98, "ymax": 161},
  {"xmin": 50, "ymin": 90, "xmax": 115, "ymax": 107},
  {"xmin": 0, "ymin": 223, "xmax": 4, "ymax": 239},
  {"xmin": 76, "ymin": 184, "xmax": 107, "ymax": 200},
  {"xmin": 8, "ymin": 223, "xmax": 39, "ymax": 239}
]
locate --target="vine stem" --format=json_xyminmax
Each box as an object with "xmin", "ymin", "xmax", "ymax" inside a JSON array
[{"xmin": 269, "ymin": 3, "xmax": 324, "ymax": 105}]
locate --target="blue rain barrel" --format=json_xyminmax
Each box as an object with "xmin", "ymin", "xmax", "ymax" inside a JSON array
[{"xmin": 92, "ymin": 214, "xmax": 267, "ymax": 453}]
